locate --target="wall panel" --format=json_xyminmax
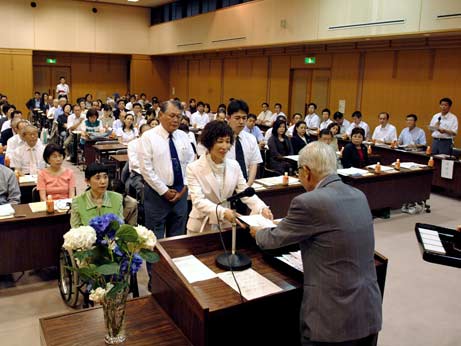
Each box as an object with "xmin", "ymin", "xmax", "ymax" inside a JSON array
[
  {"xmin": 329, "ymin": 52, "xmax": 360, "ymax": 115},
  {"xmin": 130, "ymin": 55, "xmax": 169, "ymax": 101}
]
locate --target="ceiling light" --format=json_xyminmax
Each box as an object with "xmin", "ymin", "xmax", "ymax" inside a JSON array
[{"xmin": 128, "ymin": 0, "xmax": 139, "ymax": 2}]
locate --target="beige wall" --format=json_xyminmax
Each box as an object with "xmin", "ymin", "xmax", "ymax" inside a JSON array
[{"xmin": 0, "ymin": 0, "xmax": 150, "ymax": 54}]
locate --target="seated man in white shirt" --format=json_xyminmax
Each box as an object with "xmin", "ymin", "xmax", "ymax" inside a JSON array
[
  {"xmin": 372, "ymin": 112, "xmax": 397, "ymax": 144},
  {"xmin": 319, "ymin": 108, "xmax": 333, "ymax": 131},
  {"xmin": 244, "ymin": 114, "xmax": 265, "ymax": 149},
  {"xmin": 256, "ymin": 102, "xmax": 273, "ymax": 127},
  {"xmin": 10, "ymin": 125, "xmax": 45, "ymax": 175},
  {"xmin": 345, "ymin": 111, "xmax": 370, "ymax": 140},
  {"xmin": 333, "ymin": 111, "xmax": 351, "ymax": 136},
  {"xmin": 270, "ymin": 103, "xmax": 286, "ymax": 123},
  {"xmin": 398, "ymin": 114, "xmax": 426, "ymax": 147},
  {"xmin": 190, "ymin": 101, "xmax": 210, "ymax": 129},
  {"xmin": 286, "ymin": 113, "xmax": 302, "ymax": 137},
  {"xmin": 429, "ymin": 97, "xmax": 458, "ymax": 155},
  {"xmin": 5, "ymin": 119, "xmax": 28, "ymax": 160},
  {"xmin": 304, "ymin": 103, "xmax": 320, "ymax": 133}
]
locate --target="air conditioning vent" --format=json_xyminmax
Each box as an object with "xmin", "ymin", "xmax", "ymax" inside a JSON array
[{"xmin": 329, "ymin": 19, "xmax": 405, "ymax": 30}]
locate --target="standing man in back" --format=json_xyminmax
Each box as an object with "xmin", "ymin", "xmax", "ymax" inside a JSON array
[
  {"xmin": 429, "ymin": 97, "xmax": 458, "ymax": 155},
  {"xmin": 251, "ymin": 141, "xmax": 382, "ymax": 346},
  {"xmin": 56, "ymin": 76, "xmax": 70, "ymax": 100}
]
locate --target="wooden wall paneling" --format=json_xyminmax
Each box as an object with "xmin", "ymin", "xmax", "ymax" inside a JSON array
[
  {"xmin": 289, "ymin": 69, "xmax": 311, "ymax": 117},
  {"xmin": 268, "ymin": 55, "xmax": 290, "ymax": 115},
  {"xmin": 201, "ymin": 59, "xmax": 223, "ymax": 111},
  {"xmin": 0, "ymin": 49, "xmax": 33, "ymax": 112},
  {"xmin": 222, "ymin": 58, "xmax": 240, "ymax": 106},
  {"xmin": 290, "ymin": 54, "xmax": 332, "ymax": 69},
  {"xmin": 242, "ymin": 57, "xmax": 269, "ymax": 114},
  {"xmin": 169, "ymin": 59, "xmax": 189, "ymax": 101},
  {"xmin": 130, "ymin": 55, "xmax": 169, "ymax": 102},
  {"xmin": 187, "ymin": 60, "xmax": 203, "ymax": 103},
  {"xmin": 329, "ymin": 52, "xmax": 360, "ymax": 115},
  {"xmin": 310, "ymin": 69, "xmax": 331, "ymax": 112}
]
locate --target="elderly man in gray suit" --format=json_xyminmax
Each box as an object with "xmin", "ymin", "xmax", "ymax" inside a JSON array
[{"xmin": 251, "ymin": 141, "xmax": 382, "ymax": 346}]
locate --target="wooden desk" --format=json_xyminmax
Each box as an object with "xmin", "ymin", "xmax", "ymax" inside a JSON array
[
  {"xmin": 93, "ymin": 143, "xmax": 127, "ymax": 164},
  {"xmin": 0, "ymin": 204, "xmax": 70, "ymax": 274},
  {"xmin": 83, "ymin": 139, "xmax": 120, "ymax": 166},
  {"xmin": 109, "ymin": 154, "xmax": 128, "ymax": 181},
  {"xmin": 40, "ymin": 297, "xmax": 192, "ymax": 346},
  {"xmin": 338, "ymin": 140, "xmax": 461, "ymax": 198}
]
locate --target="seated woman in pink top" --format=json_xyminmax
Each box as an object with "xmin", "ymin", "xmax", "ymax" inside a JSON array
[{"xmin": 37, "ymin": 143, "xmax": 76, "ymax": 201}]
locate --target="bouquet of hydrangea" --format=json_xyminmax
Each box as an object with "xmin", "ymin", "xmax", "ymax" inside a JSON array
[{"xmin": 63, "ymin": 213, "xmax": 159, "ymax": 303}]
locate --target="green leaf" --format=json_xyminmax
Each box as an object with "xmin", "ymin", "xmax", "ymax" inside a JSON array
[
  {"xmin": 95, "ymin": 262, "xmax": 120, "ymax": 275},
  {"xmin": 78, "ymin": 266, "xmax": 97, "ymax": 281},
  {"xmin": 73, "ymin": 249, "xmax": 94, "ymax": 261},
  {"xmin": 106, "ymin": 281, "xmax": 128, "ymax": 299},
  {"xmin": 139, "ymin": 249, "xmax": 160, "ymax": 263},
  {"xmin": 116, "ymin": 224, "xmax": 139, "ymax": 243}
]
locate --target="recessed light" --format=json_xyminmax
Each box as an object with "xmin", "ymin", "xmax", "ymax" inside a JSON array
[{"xmin": 128, "ymin": 0, "xmax": 139, "ymax": 3}]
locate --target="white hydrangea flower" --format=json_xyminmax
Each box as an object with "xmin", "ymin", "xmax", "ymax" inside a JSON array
[
  {"xmin": 63, "ymin": 226, "xmax": 97, "ymax": 251},
  {"xmin": 134, "ymin": 225, "xmax": 157, "ymax": 251},
  {"xmin": 89, "ymin": 287, "xmax": 106, "ymax": 303},
  {"xmin": 106, "ymin": 282, "xmax": 114, "ymax": 293}
]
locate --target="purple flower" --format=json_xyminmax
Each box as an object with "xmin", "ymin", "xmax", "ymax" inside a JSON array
[
  {"xmin": 131, "ymin": 254, "xmax": 143, "ymax": 274},
  {"xmin": 89, "ymin": 214, "xmax": 124, "ymax": 244}
]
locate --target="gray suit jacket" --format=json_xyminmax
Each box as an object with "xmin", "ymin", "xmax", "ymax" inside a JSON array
[{"xmin": 256, "ymin": 174, "xmax": 382, "ymax": 343}]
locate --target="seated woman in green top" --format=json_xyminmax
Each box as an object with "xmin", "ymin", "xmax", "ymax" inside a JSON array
[{"xmin": 70, "ymin": 163, "xmax": 123, "ymax": 228}]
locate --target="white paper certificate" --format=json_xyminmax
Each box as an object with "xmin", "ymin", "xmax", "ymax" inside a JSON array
[{"xmin": 172, "ymin": 255, "xmax": 217, "ymax": 283}]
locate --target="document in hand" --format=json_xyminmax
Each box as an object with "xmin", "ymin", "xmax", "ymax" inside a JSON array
[{"xmin": 238, "ymin": 214, "xmax": 277, "ymax": 228}]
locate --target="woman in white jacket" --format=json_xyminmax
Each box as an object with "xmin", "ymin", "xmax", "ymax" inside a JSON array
[{"xmin": 186, "ymin": 120, "xmax": 273, "ymax": 233}]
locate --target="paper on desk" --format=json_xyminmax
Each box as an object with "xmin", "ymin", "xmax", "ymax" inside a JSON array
[
  {"xmin": 28, "ymin": 201, "xmax": 46, "ymax": 213},
  {"xmin": 398, "ymin": 162, "xmax": 426, "ymax": 170},
  {"xmin": 255, "ymin": 176, "xmax": 299, "ymax": 186},
  {"xmin": 55, "ymin": 199, "xmax": 72, "ymax": 211},
  {"xmin": 217, "ymin": 268, "xmax": 283, "ymax": 301},
  {"xmin": 251, "ymin": 182, "xmax": 266, "ymax": 191},
  {"xmin": 0, "ymin": 204, "xmax": 15, "ymax": 217},
  {"xmin": 283, "ymin": 155, "xmax": 299, "ymax": 162},
  {"xmin": 238, "ymin": 214, "xmax": 276, "ymax": 228},
  {"xmin": 172, "ymin": 255, "xmax": 217, "ymax": 284},
  {"xmin": 337, "ymin": 167, "xmax": 369, "ymax": 176},
  {"xmin": 19, "ymin": 175, "xmax": 37, "ymax": 184},
  {"xmin": 367, "ymin": 164, "xmax": 395, "ymax": 172},
  {"xmin": 276, "ymin": 250, "xmax": 304, "ymax": 272}
]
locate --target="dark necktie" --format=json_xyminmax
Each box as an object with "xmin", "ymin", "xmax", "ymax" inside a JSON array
[
  {"xmin": 169, "ymin": 133, "xmax": 184, "ymax": 191},
  {"xmin": 235, "ymin": 135, "xmax": 248, "ymax": 180}
]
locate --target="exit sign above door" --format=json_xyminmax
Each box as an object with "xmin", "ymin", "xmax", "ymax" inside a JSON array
[
  {"xmin": 46, "ymin": 58, "xmax": 57, "ymax": 64},
  {"xmin": 304, "ymin": 57, "xmax": 316, "ymax": 64}
]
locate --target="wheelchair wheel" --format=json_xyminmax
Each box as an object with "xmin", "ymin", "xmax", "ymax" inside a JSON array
[{"xmin": 58, "ymin": 248, "xmax": 80, "ymax": 307}]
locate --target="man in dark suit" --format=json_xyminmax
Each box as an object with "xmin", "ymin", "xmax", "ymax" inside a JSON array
[{"xmin": 251, "ymin": 141, "xmax": 382, "ymax": 346}]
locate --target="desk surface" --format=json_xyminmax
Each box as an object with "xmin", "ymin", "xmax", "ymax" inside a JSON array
[
  {"xmin": 0, "ymin": 204, "xmax": 68, "ymax": 224},
  {"xmin": 93, "ymin": 143, "xmax": 127, "ymax": 151},
  {"xmin": 109, "ymin": 154, "xmax": 128, "ymax": 163},
  {"xmin": 40, "ymin": 297, "xmax": 192, "ymax": 346}
]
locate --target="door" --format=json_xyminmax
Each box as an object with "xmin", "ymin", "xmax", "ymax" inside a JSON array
[
  {"xmin": 289, "ymin": 68, "xmax": 331, "ymax": 117},
  {"xmin": 33, "ymin": 66, "xmax": 71, "ymax": 100}
]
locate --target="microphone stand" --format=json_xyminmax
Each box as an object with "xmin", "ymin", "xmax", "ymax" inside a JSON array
[{"xmin": 215, "ymin": 200, "xmax": 252, "ymax": 271}]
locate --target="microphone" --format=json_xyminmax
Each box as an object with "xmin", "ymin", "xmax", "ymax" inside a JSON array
[
  {"xmin": 438, "ymin": 116, "xmax": 441, "ymax": 122},
  {"xmin": 226, "ymin": 187, "xmax": 256, "ymax": 203}
]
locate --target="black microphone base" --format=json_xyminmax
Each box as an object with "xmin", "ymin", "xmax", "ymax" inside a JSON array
[{"xmin": 216, "ymin": 252, "xmax": 252, "ymax": 271}]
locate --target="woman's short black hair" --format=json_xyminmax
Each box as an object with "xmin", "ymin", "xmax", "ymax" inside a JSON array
[
  {"xmin": 327, "ymin": 122, "xmax": 340, "ymax": 133},
  {"xmin": 351, "ymin": 127, "xmax": 365, "ymax": 138},
  {"xmin": 85, "ymin": 163, "xmax": 109, "ymax": 180},
  {"xmin": 86, "ymin": 108, "xmax": 98, "ymax": 119},
  {"xmin": 200, "ymin": 120, "xmax": 234, "ymax": 151},
  {"xmin": 294, "ymin": 120, "xmax": 306, "ymax": 132},
  {"xmin": 272, "ymin": 119, "xmax": 287, "ymax": 137},
  {"xmin": 43, "ymin": 143, "xmax": 65, "ymax": 164}
]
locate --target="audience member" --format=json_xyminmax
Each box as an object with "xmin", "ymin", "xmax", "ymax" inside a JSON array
[
  {"xmin": 5, "ymin": 119, "xmax": 28, "ymax": 159},
  {"xmin": 1, "ymin": 110, "xmax": 22, "ymax": 145},
  {"xmin": 56, "ymin": 76, "xmax": 70, "ymax": 99},
  {"xmin": 327, "ymin": 122, "xmax": 341, "ymax": 152},
  {"xmin": 345, "ymin": 111, "xmax": 370, "ymax": 139},
  {"xmin": 291, "ymin": 121, "xmax": 310, "ymax": 155},
  {"xmin": 287, "ymin": 113, "xmax": 302, "ymax": 137},
  {"xmin": 398, "ymin": 114, "xmax": 426, "ymax": 147},
  {"xmin": 304, "ymin": 103, "xmax": 320, "ymax": 132},
  {"xmin": 190, "ymin": 101, "xmax": 210, "ymax": 129},
  {"xmin": 429, "ymin": 97, "xmax": 458, "ymax": 155},
  {"xmin": 257, "ymin": 102, "xmax": 273, "ymax": 126},
  {"xmin": 372, "ymin": 112, "xmax": 397, "ymax": 144},
  {"xmin": 267, "ymin": 119, "xmax": 293, "ymax": 174},
  {"xmin": 244, "ymin": 113, "xmax": 265, "ymax": 146},
  {"xmin": 333, "ymin": 111, "xmax": 351, "ymax": 135},
  {"xmin": 270, "ymin": 103, "xmax": 286, "ymax": 122},
  {"xmin": 341, "ymin": 127, "xmax": 369, "ymax": 168},
  {"xmin": 0, "ymin": 164, "xmax": 21, "ymax": 205},
  {"xmin": 10, "ymin": 125, "xmax": 45, "ymax": 175},
  {"xmin": 26, "ymin": 91, "xmax": 45, "ymax": 113},
  {"xmin": 116, "ymin": 113, "xmax": 138, "ymax": 144},
  {"xmin": 319, "ymin": 108, "xmax": 333, "ymax": 130}
]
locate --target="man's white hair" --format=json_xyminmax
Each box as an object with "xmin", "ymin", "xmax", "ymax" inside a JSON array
[{"xmin": 298, "ymin": 141, "xmax": 337, "ymax": 178}]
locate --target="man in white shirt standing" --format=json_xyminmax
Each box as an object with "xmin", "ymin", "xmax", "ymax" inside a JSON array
[
  {"xmin": 256, "ymin": 102, "xmax": 273, "ymax": 127},
  {"xmin": 429, "ymin": 97, "xmax": 458, "ymax": 155},
  {"xmin": 398, "ymin": 114, "xmax": 426, "ymax": 147},
  {"xmin": 139, "ymin": 100, "xmax": 195, "ymax": 242},
  {"xmin": 270, "ymin": 103, "xmax": 286, "ymax": 123},
  {"xmin": 372, "ymin": 112, "xmax": 397, "ymax": 144},
  {"xmin": 190, "ymin": 101, "xmax": 209, "ymax": 129},
  {"xmin": 56, "ymin": 76, "xmax": 70, "ymax": 100},
  {"xmin": 304, "ymin": 103, "xmax": 320, "ymax": 132},
  {"xmin": 10, "ymin": 125, "xmax": 45, "ymax": 175},
  {"xmin": 319, "ymin": 108, "xmax": 333, "ymax": 131},
  {"xmin": 226, "ymin": 99, "xmax": 263, "ymax": 187},
  {"xmin": 345, "ymin": 111, "xmax": 370, "ymax": 139}
]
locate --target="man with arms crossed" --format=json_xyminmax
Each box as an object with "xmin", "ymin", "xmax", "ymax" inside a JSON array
[{"xmin": 251, "ymin": 141, "xmax": 382, "ymax": 346}]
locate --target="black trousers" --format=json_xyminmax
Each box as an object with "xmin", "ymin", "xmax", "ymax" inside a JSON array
[{"xmin": 302, "ymin": 333, "xmax": 378, "ymax": 346}]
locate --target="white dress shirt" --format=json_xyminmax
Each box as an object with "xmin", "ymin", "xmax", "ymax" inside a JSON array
[
  {"xmin": 338, "ymin": 119, "xmax": 351, "ymax": 134},
  {"xmin": 226, "ymin": 130, "xmax": 263, "ymax": 176},
  {"xmin": 127, "ymin": 138, "xmax": 141, "ymax": 174},
  {"xmin": 305, "ymin": 114, "xmax": 320, "ymax": 129},
  {"xmin": 67, "ymin": 113, "xmax": 86, "ymax": 131},
  {"xmin": 5, "ymin": 134, "xmax": 23, "ymax": 158},
  {"xmin": 113, "ymin": 119, "xmax": 123, "ymax": 132},
  {"xmin": 190, "ymin": 111, "xmax": 210, "ymax": 129},
  {"xmin": 270, "ymin": 112, "xmax": 287, "ymax": 122},
  {"xmin": 139, "ymin": 124, "xmax": 195, "ymax": 196},
  {"xmin": 287, "ymin": 124, "xmax": 295, "ymax": 137},
  {"xmin": 257, "ymin": 110, "xmax": 273, "ymax": 125},
  {"xmin": 346, "ymin": 121, "xmax": 370, "ymax": 138},
  {"xmin": 319, "ymin": 119, "xmax": 333, "ymax": 131},
  {"xmin": 116, "ymin": 128, "xmax": 138, "ymax": 144},
  {"xmin": 11, "ymin": 141, "xmax": 45, "ymax": 174},
  {"xmin": 398, "ymin": 127, "xmax": 426, "ymax": 146},
  {"xmin": 430, "ymin": 112, "xmax": 458, "ymax": 139},
  {"xmin": 1, "ymin": 120, "xmax": 11, "ymax": 132},
  {"xmin": 56, "ymin": 83, "xmax": 70, "ymax": 97},
  {"xmin": 372, "ymin": 124, "xmax": 397, "ymax": 143}
]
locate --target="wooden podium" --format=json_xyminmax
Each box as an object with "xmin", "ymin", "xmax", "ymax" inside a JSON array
[{"xmin": 152, "ymin": 230, "xmax": 388, "ymax": 346}]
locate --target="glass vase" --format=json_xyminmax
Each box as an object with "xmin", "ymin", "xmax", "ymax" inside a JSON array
[{"xmin": 102, "ymin": 287, "xmax": 129, "ymax": 345}]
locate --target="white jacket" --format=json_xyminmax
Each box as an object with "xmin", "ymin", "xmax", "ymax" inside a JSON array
[{"xmin": 186, "ymin": 154, "xmax": 267, "ymax": 233}]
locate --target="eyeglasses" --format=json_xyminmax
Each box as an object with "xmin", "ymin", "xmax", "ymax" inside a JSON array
[{"xmin": 165, "ymin": 113, "xmax": 181, "ymax": 119}]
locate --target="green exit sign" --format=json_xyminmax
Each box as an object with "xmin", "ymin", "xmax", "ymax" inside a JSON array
[
  {"xmin": 46, "ymin": 58, "xmax": 57, "ymax": 64},
  {"xmin": 304, "ymin": 57, "xmax": 316, "ymax": 64}
]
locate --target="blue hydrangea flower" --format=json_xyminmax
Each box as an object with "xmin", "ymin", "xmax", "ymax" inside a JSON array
[
  {"xmin": 130, "ymin": 253, "xmax": 143, "ymax": 274},
  {"xmin": 89, "ymin": 214, "xmax": 124, "ymax": 243}
]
